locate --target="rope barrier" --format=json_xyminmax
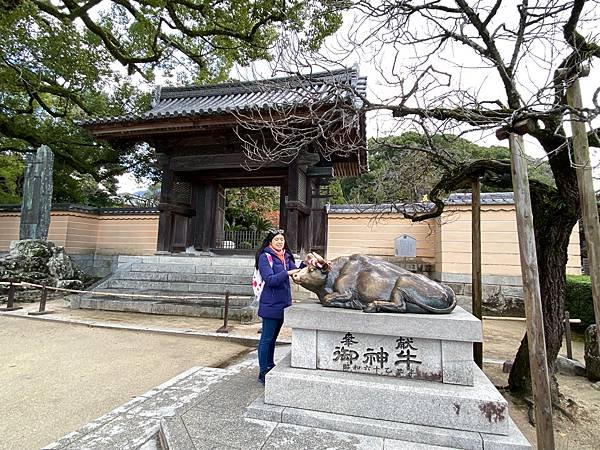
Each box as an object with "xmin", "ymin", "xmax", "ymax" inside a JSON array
[
  {"xmin": 28, "ymin": 285, "xmax": 53, "ymax": 316},
  {"xmin": 0, "ymin": 281, "xmax": 248, "ymax": 302},
  {"xmin": 217, "ymin": 291, "xmax": 232, "ymax": 333}
]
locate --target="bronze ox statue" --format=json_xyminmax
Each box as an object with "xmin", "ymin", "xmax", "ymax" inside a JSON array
[{"xmin": 290, "ymin": 253, "xmax": 456, "ymax": 314}]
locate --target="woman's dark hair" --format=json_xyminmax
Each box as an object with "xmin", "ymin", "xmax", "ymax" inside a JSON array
[{"xmin": 255, "ymin": 229, "xmax": 293, "ymax": 268}]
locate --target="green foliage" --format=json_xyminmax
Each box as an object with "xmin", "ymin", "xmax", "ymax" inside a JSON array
[
  {"xmin": 0, "ymin": 3, "xmax": 154, "ymax": 195},
  {"xmin": 330, "ymin": 132, "xmax": 555, "ymax": 204},
  {"xmin": 565, "ymin": 275, "xmax": 595, "ymax": 330},
  {"xmin": 0, "ymin": 153, "xmax": 24, "ymax": 203},
  {"xmin": 328, "ymin": 178, "xmax": 346, "ymax": 204},
  {"xmin": 225, "ymin": 187, "xmax": 279, "ymax": 231},
  {"xmin": 224, "ymin": 207, "xmax": 273, "ymax": 231},
  {"xmin": 53, "ymin": 171, "xmax": 121, "ymax": 207},
  {"xmin": 1, "ymin": 0, "xmax": 343, "ymax": 201}
]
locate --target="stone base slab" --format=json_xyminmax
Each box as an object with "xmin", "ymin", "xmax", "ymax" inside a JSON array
[
  {"xmin": 265, "ymin": 355, "xmax": 509, "ymax": 435},
  {"xmin": 246, "ymin": 397, "xmax": 530, "ymax": 450},
  {"xmin": 285, "ymin": 303, "xmax": 483, "ymax": 342}
]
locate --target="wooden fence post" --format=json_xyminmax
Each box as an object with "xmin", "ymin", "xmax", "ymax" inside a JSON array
[
  {"xmin": 472, "ymin": 178, "xmax": 483, "ymax": 368},
  {"xmin": 508, "ymin": 133, "xmax": 555, "ymax": 450},
  {"xmin": 566, "ymin": 77, "xmax": 600, "ymax": 355}
]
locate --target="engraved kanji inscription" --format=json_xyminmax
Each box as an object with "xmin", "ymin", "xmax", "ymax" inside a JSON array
[
  {"xmin": 394, "ymin": 336, "xmax": 422, "ymax": 370},
  {"xmin": 363, "ymin": 347, "xmax": 389, "ymax": 369}
]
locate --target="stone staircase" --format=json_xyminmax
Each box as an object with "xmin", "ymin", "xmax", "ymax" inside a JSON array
[{"xmin": 71, "ymin": 254, "xmax": 316, "ymax": 321}]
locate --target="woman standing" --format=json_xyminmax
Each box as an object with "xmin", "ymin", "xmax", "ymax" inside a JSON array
[{"xmin": 255, "ymin": 229, "xmax": 304, "ymax": 384}]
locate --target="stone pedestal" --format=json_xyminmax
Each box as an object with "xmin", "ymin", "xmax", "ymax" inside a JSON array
[
  {"xmin": 248, "ymin": 303, "xmax": 531, "ymax": 449},
  {"xmin": 288, "ymin": 303, "xmax": 480, "ymax": 386}
]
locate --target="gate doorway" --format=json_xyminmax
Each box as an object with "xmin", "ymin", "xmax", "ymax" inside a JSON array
[{"xmin": 214, "ymin": 186, "xmax": 280, "ymax": 252}]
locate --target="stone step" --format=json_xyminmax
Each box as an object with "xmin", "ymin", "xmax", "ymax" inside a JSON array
[
  {"xmin": 73, "ymin": 254, "xmax": 318, "ymax": 320},
  {"xmin": 247, "ymin": 397, "xmax": 530, "ymax": 450},
  {"xmin": 125, "ymin": 262, "xmax": 254, "ymax": 275},
  {"xmin": 110, "ymin": 271, "xmax": 253, "ymax": 285},
  {"xmin": 159, "ymin": 416, "xmax": 194, "ymax": 450},
  {"xmin": 161, "ymin": 411, "xmax": 461, "ymax": 450},
  {"xmin": 72, "ymin": 293, "xmax": 256, "ymax": 321},
  {"xmin": 265, "ymin": 355, "xmax": 509, "ymax": 436},
  {"xmin": 117, "ymin": 255, "xmax": 256, "ymax": 269},
  {"xmin": 79, "ymin": 289, "xmax": 252, "ymax": 306},
  {"xmin": 103, "ymin": 279, "xmax": 254, "ymax": 296}
]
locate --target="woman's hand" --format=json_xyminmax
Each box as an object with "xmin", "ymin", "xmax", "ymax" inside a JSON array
[{"xmin": 304, "ymin": 252, "xmax": 323, "ymax": 268}]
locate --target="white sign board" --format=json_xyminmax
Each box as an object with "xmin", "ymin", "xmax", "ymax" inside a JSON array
[{"xmin": 395, "ymin": 234, "xmax": 417, "ymax": 257}]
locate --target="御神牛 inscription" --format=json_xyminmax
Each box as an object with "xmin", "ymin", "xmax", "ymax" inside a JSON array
[{"xmin": 324, "ymin": 332, "xmax": 442, "ymax": 381}]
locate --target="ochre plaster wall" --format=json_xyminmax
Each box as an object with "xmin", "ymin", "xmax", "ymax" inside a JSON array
[
  {"xmin": 0, "ymin": 213, "xmax": 20, "ymax": 250},
  {"xmin": 326, "ymin": 213, "xmax": 438, "ymax": 263},
  {"xmin": 437, "ymin": 205, "xmax": 580, "ymax": 276},
  {"xmin": 0, "ymin": 211, "xmax": 158, "ymax": 256},
  {"xmin": 0, "ymin": 206, "xmax": 581, "ymax": 278},
  {"xmin": 95, "ymin": 215, "xmax": 158, "ymax": 255},
  {"xmin": 327, "ymin": 204, "xmax": 581, "ymax": 277}
]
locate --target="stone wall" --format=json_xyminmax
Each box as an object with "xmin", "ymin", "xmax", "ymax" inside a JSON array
[
  {"xmin": 70, "ymin": 254, "xmax": 119, "ymax": 278},
  {"xmin": 439, "ymin": 273, "xmax": 525, "ymax": 316}
]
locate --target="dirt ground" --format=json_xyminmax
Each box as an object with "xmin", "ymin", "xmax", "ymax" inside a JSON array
[
  {"xmin": 482, "ymin": 319, "xmax": 600, "ymax": 450},
  {"xmin": 0, "ymin": 315, "xmax": 250, "ymax": 450}
]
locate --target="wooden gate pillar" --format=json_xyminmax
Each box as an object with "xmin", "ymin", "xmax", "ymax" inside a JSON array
[
  {"xmin": 193, "ymin": 182, "xmax": 219, "ymax": 251},
  {"xmin": 156, "ymin": 153, "xmax": 173, "ymax": 253}
]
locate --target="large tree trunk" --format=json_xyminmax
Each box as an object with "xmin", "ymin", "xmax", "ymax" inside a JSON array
[{"xmin": 508, "ymin": 135, "xmax": 580, "ymax": 399}]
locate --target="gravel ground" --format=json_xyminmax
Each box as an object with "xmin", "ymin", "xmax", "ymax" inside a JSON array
[{"xmin": 0, "ymin": 315, "xmax": 250, "ymax": 450}]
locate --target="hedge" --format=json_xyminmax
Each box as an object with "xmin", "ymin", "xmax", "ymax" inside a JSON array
[{"xmin": 565, "ymin": 275, "xmax": 595, "ymax": 329}]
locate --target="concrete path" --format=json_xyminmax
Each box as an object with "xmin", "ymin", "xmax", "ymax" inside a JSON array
[
  {"xmin": 2, "ymin": 297, "xmax": 291, "ymax": 345},
  {"xmin": 44, "ymin": 347, "xmax": 459, "ymax": 450}
]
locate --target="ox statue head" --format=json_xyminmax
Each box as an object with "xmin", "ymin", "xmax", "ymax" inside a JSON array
[{"xmin": 290, "ymin": 252, "xmax": 330, "ymax": 292}]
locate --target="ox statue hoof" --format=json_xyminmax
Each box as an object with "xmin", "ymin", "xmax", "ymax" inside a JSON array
[{"xmin": 364, "ymin": 303, "xmax": 378, "ymax": 313}]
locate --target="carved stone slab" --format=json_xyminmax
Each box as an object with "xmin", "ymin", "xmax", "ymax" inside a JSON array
[
  {"xmin": 288, "ymin": 303, "xmax": 478, "ymax": 386},
  {"xmin": 20, "ymin": 145, "xmax": 54, "ymax": 240},
  {"xmin": 317, "ymin": 331, "xmax": 443, "ymax": 382}
]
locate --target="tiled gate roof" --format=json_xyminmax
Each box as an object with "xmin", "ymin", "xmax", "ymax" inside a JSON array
[{"xmin": 81, "ymin": 68, "xmax": 367, "ymax": 126}]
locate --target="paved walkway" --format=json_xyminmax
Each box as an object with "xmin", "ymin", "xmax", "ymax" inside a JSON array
[{"xmin": 44, "ymin": 347, "xmax": 462, "ymax": 450}]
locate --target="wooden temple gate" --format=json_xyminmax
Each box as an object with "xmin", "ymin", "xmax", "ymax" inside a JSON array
[{"xmin": 83, "ymin": 69, "xmax": 367, "ymax": 255}]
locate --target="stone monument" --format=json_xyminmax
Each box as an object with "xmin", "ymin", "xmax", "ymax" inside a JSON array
[
  {"xmin": 248, "ymin": 303, "xmax": 531, "ymax": 449},
  {"xmin": 19, "ymin": 145, "xmax": 54, "ymax": 240}
]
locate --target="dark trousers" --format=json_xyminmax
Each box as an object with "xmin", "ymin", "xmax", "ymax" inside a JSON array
[{"xmin": 258, "ymin": 317, "xmax": 284, "ymax": 374}]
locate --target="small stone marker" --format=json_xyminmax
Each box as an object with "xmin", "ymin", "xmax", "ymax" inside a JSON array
[
  {"xmin": 395, "ymin": 234, "xmax": 416, "ymax": 257},
  {"xmin": 19, "ymin": 145, "xmax": 54, "ymax": 240}
]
